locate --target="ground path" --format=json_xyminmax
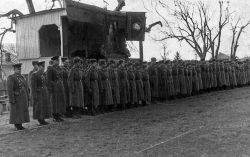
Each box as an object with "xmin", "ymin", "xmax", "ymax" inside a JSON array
[{"xmin": 1, "ymin": 87, "xmax": 250, "ymax": 157}]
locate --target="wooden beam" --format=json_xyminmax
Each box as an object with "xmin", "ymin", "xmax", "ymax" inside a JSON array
[
  {"xmin": 25, "ymin": 0, "xmax": 35, "ymax": 14},
  {"xmin": 61, "ymin": 17, "xmax": 69, "ymax": 57},
  {"xmin": 139, "ymin": 41, "xmax": 143, "ymax": 62}
]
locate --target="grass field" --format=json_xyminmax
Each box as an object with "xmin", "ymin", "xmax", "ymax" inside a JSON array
[{"xmin": 1, "ymin": 87, "xmax": 250, "ymax": 157}]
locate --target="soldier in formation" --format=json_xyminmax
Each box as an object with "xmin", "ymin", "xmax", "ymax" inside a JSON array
[
  {"xmin": 28, "ymin": 61, "xmax": 39, "ymax": 107},
  {"xmin": 31, "ymin": 61, "xmax": 51, "ymax": 125},
  {"xmin": 47, "ymin": 56, "xmax": 66, "ymax": 122}
]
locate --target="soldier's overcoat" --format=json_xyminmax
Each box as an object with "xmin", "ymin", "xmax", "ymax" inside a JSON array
[
  {"xmin": 98, "ymin": 69, "xmax": 113, "ymax": 106},
  {"xmin": 47, "ymin": 65, "xmax": 66, "ymax": 114},
  {"xmin": 85, "ymin": 67, "xmax": 100, "ymax": 108},
  {"xmin": 109, "ymin": 68, "xmax": 120, "ymax": 105},
  {"xmin": 61, "ymin": 66, "xmax": 70, "ymax": 107},
  {"xmin": 31, "ymin": 71, "xmax": 52, "ymax": 120},
  {"xmin": 166, "ymin": 67, "xmax": 175, "ymax": 97},
  {"xmin": 148, "ymin": 65, "xmax": 159, "ymax": 99},
  {"xmin": 28, "ymin": 69, "xmax": 36, "ymax": 107},
  {"xmin": 142, "ymin": 70, "xmax": 151, "ymax": 102},
  {"xmin": 135, "ymin": 70, "xmax": 145, "ymax": 101},
  {"xmin": 68, "ymin": 67, "xmax": 84, "ymax": 107},
  {"xmin": 127, "ymin": 70, "xmax": 138, "ymax": 104},
  {"xmin": 118, "ymin": 68, "xmax": 129, "ymax": 105},
  {"xmin": 7, "ymin": 74, "xmax": 30, "ymax": 124}
]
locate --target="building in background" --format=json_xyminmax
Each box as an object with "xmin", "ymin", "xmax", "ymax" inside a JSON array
[{"xmin": 14, "ymin": 0, "xmax": 146, "ymax": 74}]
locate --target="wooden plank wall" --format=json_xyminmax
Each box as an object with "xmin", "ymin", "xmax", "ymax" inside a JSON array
[{"xmin": 16, "ymin": 10, "xmax": 66, "ymax": 59}]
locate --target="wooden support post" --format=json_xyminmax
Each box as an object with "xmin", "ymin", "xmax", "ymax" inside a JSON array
[
  {"xmin": 61, "ymin": 17, "xmax": 69, "ymax": 58},
  {"xmin": 139, "ymin": 41, "xmax": 143, "ymax": 62}
]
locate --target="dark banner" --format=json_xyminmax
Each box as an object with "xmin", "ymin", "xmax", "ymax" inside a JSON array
[{"xmin": 126, "ymin": 12, "xmax": 146, "ymax": 41}]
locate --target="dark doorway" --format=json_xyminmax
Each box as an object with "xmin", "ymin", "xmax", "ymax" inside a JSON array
[{"xmin": 39, "ymin": 24, "xmax": 61, "ymax": 57}]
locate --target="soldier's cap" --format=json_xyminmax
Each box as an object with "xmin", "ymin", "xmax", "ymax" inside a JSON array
[
  {"xmin": 118, "ymin": 60, "xmax": 124, "ymax": 65},
  {"xmin": 73, "ymin": 57, "xmax": 81, "ymax": 64},
  {"xmin": 37, "ymin": 61, "xmax": 45, "ymax": 67},
  {"xmin": 126, "ymin": 62, "xmax": 133, "ymax": 67},
  {"xmin": 61, "ymin": 57, "xmax": 68, "ymax": 62},
  {"xmin": 151, "ymin": 57, "xmax": 157, "ymax": 62},
  {"xmin": 90, "ymin": 59, "xmax": 97, "ymax": 64},
  {"xmin": 49, "ymin": 60, "xmax": 53, "ymax": 65},
  {"xmin": 142, "ymin": 64, "xmax": 148, "ymax": 68},
  {"xmin": 13, "ymin": 63, "xmax": 22, "ymax": 69},
  {"xmin": 99, "ymin": 59, "xmax": 106, "ymax": 65},
  {"xmin": 32, "ymin": 61, "xmax": 39, "ymax": 66},
  {"xmin": 109, "ymin": 60, "xmax": 115, "ymax": 64},
  {"xmin": 51, "ymin": 56, "xmax": 59, "ymax": 61}
]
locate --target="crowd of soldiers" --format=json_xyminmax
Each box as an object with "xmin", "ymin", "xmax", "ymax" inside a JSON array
[{"xmin": 6, "ymin": 56, "xmax": 250, "ymax": 130}]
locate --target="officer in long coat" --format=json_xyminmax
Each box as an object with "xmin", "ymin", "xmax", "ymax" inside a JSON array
[
  {"xmin": 47, "ymin": 56, "xmax": 66, "ymax": 122},
  {"xmin": 84, "ymin": 60, "xmax": 100, "ymax": 115},
  {"xmin": 108, "ymin": 61, "xmax": 120, "ymax": 108},
  {"xmin": 142, "ymin": 65, "xmax": 151, "ymax": 104},
  {"xmin": 201, "ymin": 63, "xmax": 207, "ymax": 91},
  {"xmin": 158, "ymin": 63, "xmax": 167, "ymax": 101},
  {"xmin": 179, "ymin": 67, "xmax": 187, "ymax": 97},
  {"xmin": 31, "ymin": 61, "xmax": 51, "ymax": 125},
  {"xmin": 148, "ymin": 58, "xmax": 159, "ymax": 102},
  {"xmin": 135, "ymin": 65, "xmax": 145, "ymax": 104},
  {"xmin": 68, "ymin": 57, "xmax": 84, "ymax": 115},
  {"xmin": 172, "ymin": 65, "xmax": 180, "ymax": 97},
  {"xmin": 28, "ymin": 61, "xmax": 39, "ymax": 107},
  {"xmin": 82, "ymin": 59, "xmax": 91, "ymax": 114},
  {"xmin": 98, "ymin": 60, "xmax": 114, "ymax": 110},
  {"xmin": 118, "ymin": 60, "xmax": 129, "ymax": 109},
  {"xmin": 166, "ymin": 65, "xmax": 175, "ymax": 99},
  {"xmin": 61, "ymin": 57, "xmax": 71, "ymax": 117},
  {"xmin": 196, "ymin": 65, "xmax": 203, "ymax": 93},
  {"xmin": 7, "ymin": 63, "xmax": 30, "ymax": 130},
  {"xmin": 192, "ymin": 66, "xmax": 199, "ymax": 95},
  {"xmin": 127, "ymin": 63, "xmax": 138, "ymax": 106}
]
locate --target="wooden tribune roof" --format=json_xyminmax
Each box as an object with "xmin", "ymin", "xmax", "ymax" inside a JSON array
[
  {"xmin": 65, "ymin": 0, "xmax": 127, "ymax": 27},
  {"xmin": 15, "ymin": 0, "xmax": 127, "ymax": 28}
]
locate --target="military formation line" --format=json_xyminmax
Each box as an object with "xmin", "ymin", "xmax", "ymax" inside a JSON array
[{"xmin": 6, "ymin": 56, "xmax": 250, "ymax": 130}]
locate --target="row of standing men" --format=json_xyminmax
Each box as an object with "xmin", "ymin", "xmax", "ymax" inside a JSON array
[{"xmin": 7, "ymin": 56, "xmax": 250, "ymax": 130}]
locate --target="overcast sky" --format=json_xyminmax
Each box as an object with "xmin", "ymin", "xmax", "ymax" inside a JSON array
[{"xmin": 0, "ymin": 0, "xmax": 250, "ymax": 61}]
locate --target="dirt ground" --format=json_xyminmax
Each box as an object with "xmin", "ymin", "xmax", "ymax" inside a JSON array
[{"xmin": 1, "ymin": 87, "xmax": 250, "ymax": 157}]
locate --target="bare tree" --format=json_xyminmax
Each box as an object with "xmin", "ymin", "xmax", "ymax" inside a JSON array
[
  {"xmin": 206, "ymin": 1, "xmax": 230, "ymax": 59},
  {"xmin": 160, "ymin": 43, "xmax": 169, "ymax": 61},
  {"xmin": 230, "ymin": 18, "xmax": 250, "ymax": 60},
  {"xmin": 114, "ymin": 0, "xmax": 126, "ymax": 11},
  {"xmin": 174, "ymin": 51, "xmax": 181, "ymax": 61},
  {"xmin": 4, "ymin": 43, "xmax": 16, "ymax": 54},
  {"xmin": 45, "ymin": 0, "xmax": 63, "ymax": 9},
  {"xmin": 0, "ymin": 11, "xmax": 19, "ymax": 80},
  {"xmin": 154, "ymin": 0, "xmax": 231, "ymax": 61}
]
